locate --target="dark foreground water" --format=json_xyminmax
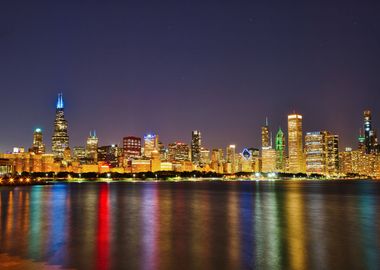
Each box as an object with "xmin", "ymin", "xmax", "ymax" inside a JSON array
[{"xmin": 1, "ymin": 180, "xmax": 380, "ymax": 270}]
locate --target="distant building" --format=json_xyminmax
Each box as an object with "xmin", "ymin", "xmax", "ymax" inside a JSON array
[
  {"xmin": 123, "ymin": 136, "xmax": 142, "ymax": 159},
  {"xmin": 200, "ymin": 148, "xmax": 210, "ymax": 165},
  {"xmin": 98, "ymin": 144, "xmax": 121, "ymax": 168},
  {"xmin": 305, "ymin": 132, "xmax": 326, "ymax": 174},
  {"xmin": 226, "ymin": 145, "xmax": 236, "ymax": 173},
  {"xmin": 305, "ymin": 131, "xmax": 339, "ymax": 176},
  {"xmin": 30, "ymin": 128, "xmax": 45, "ymax": 154},
  {"xmin": 168, "ymin": 142, "xmax": 190, "ymax": 162},
  {"xmin": 143, "ymin": 133, "xmax": 159, "ymax": 158},
  {"xmin": 191, "ymin": 130, "xmax": 202, "ymax": 165},
  {"xmin": 261, "ymin": 118, "xmax": 270, "ymax": 148},
  {"xmin": 288, "ymin": 113, "xmax": 305, "ymax": 173},
  {"xmin": 73, "ymin": 147, "xmax": 86, "ymax": 162},
  {"xmin": 275, "ymin": 128, "xmax": 285, "ymax": 172},
  {"xmin": 86, "ymin": 131, "xmax": 98, "ymax": 163},
  {"xmin": 52, "ymin": 93, "xmax": 69, "ymax": 161},
  {"xmin": 363, "ymin": 110, "xmax": 378, "ymax": 154}
]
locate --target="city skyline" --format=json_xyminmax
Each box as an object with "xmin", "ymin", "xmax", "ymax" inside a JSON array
[
  {"xmin": 0, "ymin": 1, "xmax": 379, "ymax": 152},
  {"xmin": 0, "ymin": 92, "xmax": 379, "ymax": 153}
]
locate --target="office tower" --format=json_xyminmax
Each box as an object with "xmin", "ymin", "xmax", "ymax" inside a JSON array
[
  {"xmin": 73, "ymin": 147, "xmax": 86, "ymax": 162},
  {"xmin": 358, "ymin": 129, "xmax": 365, "ymax": 152},
  {"xmin": 86, "ymin": 131, "xmax": 99, "ymax": 163},
  {"xmin": 261, "ymin": 117, "xmax": 270, "ymax": 148},
  {"xmin": 191, "ymin": 130, "xmax": 202, "ymax": 165},
  {"xmin": 305, "ymin": 131, "xmax": 339, "ymax": 176},
  {"xmin": 226, "ymin": 145, "xmax": 236, "ymax": 173},
  {"xmin": 363, "ymin": 110, "xmax": 378, "ymax": 154},
  {"xmin": 211, "ymin": 149, "xmax": 224, "ymax": 163},
  {"xmin": 123, "ymin": 136, "xmax": 142, "ymax": 159},
  {"xmin": 326, "ymin": 134, "xmax": 339, "ymax": 175},
  {"xmin": 261, "ymin": 118, "xmax": 276, "ymax": 172},
  {"xmin": 98, "ymin": 144, "xmax": 120, "ymax": 168},
  {"xmin": 52, "ymin": 93, "xmax": 69, "ymax": 160},
  {"xmin": 200, "ymin": 148, "xmax": 210, "ymax": 165},
  {"xmin": 275, "ymin": 128, "xmax": 285, "ymax": 172},
  {"xmin": 31, "ymin": 128, "xmax": 45, "ymax": 154},
  {"xmin": 288, "ymin": 113, "xmax": 304, "ymax": 173},
  {"xmin": 144, "ymin": 133, "xmax": 159, "ymax": 158},
  {"xmin": 305, "ymin": 132, "xmax": 326, "ymax": 174},
  {"xmin": 262, "ymin": 148, "xmax": 277, "ymax": 172},
  {"xmin": 168, "ymin": 142, "xmax": 190, "ymax": 162}
]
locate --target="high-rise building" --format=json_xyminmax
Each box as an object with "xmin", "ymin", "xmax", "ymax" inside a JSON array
[
  {"xmin": 363, "ymin": 110, "xmax": 378, "ymax": 154},
  {"xmin": 123, "ymin": 136, "xmax": 142, "ymax": 159},
  {"xmin": 261, "ymin": 117, "xmax": 270, "ymax": 148},
  {"xmin": 52, "ymin": 93, "xmax": 69, "ymax": 160},
  {"xmin": 305, "ymin": 132, "xmax": 326, "ymax": 174},
  {"xmin": 275, "ymin": 128, "xmax": 285, "ymax": 172},
  {"xmin": 200, "ymin": 148, "xmax": 210, "ymax": 165},
  {"xmin": 226, "ymin": 145, "xmax": 236, "ymax": 173},
  {"xmin": 326, "ymin": 134, "xmax": 339, "ymax": 175},
  {"xmin": 288, "ymin": 113, "xmax": 305, "ymax": 173},
  {"xmin": 262, "ymin": 148, "xmax": 277, "ymax": 172},
  {"xmin": 168, "ymin": 142, "xmax": 190, "ymax": 162},
  {"xmin": 191, "ymin": 130, "xmax": 201, "ymax": 165},
  {"xmin": 98, "ymin": 144, "xmax": 120, "ymax": 168},
  {"xmin": 73, "ymin": 147, "xmax": 86, "ymax": 162},
  {"xmin": 86, "ymin": 131, "xmax": 98, "ymax": 163},
  {"xmin": 31, "ymin": 128, "xmax": 45, "ymax": 154},
  {"xmin": 144, "ymin": 133, "xmax": 159, "ymax": 158},
  {"xmin": 305, "ymin": 131, "xmax": 339, "ymax": 176}
]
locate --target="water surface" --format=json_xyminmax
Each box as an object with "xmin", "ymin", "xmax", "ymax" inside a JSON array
[{"xmin": 1, "ymin": 180, "xmax": 380, "ymax": 269}]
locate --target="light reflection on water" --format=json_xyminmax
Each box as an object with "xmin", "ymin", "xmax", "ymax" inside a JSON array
[{"xmin": 1, "ymin": 181, "xmax": 380, "ymax": 270}]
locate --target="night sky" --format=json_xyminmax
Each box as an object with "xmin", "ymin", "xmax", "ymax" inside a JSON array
[{"xmin": 1, "ymin": 1, "xmax": 379, "ymax": 152}]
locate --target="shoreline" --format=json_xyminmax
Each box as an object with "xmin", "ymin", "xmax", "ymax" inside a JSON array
[{"xmin": 0, "ymin": 176, "xmax": 377, "ymax": 186}]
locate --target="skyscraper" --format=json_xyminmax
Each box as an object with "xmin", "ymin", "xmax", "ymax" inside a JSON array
[
  {"xmin": 326, "ymin": 134, "xmax": 339, "ymax": 175},
  {"xmin": 191, "ymin": 130, "xmax": 201, "ymax": 165},
  {"xmin": 168, "ymin": 142, "xmax": 190, "ymax": 162},
  {"xmin": 288, "ymin": 113, "xmax": 305, "ymax": 173},
  {"xmin": 261, "ymin": 117, "xmax": 270, "ymax": 148},
  {"xmin": 52, "ymin": 93, "xmax": 69, "ymax": 161},
  {"xmin": 275, "ymin": 128, "xmax": 285, "ymax": 172},
  {"xmin": 31, "ymin": 128, "xmax": 45, "ymax": 154},
  {"xmin": 123, "ymin": 136, "xmax": 142, "ymax": 159},
  {"xmin": 86, "ymin": 131, "xmax": 99, "ymax": 163},
  {"xmin": 363, "ymin": 110, "xmax": 378, "ymax": 154},
  {"xmin": 305, "ymin": 132, "xmax": 326, "ymax": 174},
  {"xmin": 143, "ymin": 133, "xmax": 159, "ymax": 158}
]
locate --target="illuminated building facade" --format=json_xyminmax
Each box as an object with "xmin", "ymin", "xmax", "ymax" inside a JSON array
[
  {"xmin": 86, "ymin": 131, "xmax": 98, "ymax": 163},
  {"xmin": 73, "ymin": 147, "xmax": 86, "ymax": 163},
  {"xmin": 262, "ymin": 148, "xmax": 276, "ymax": 172},
  {"xmin": 226, "ymin": 144, "xmax": 236, "ymax": 173},
  {"xmin": 123, "ymin": 136, "xmax": 141, "ymax": 159},
  {"xmin": 305, "ymin": 132, "xmax": 326, "ymax": 174},
  {"xmin": 326, "ymin": 134, "xmax": 339, "ymax": 175},
  {"xmin": 305, "ymin": 131, "xmax": 339, "ymax": 176},
  {"xmin": 30, "ymin": 128, "xmax": 46, "ymax": 154},
  {"xmin": 168, "ymin": 142, "xmax": 190, "ymax": 162},
  {"xmin": 143, "ymin": 133, "xmax": 159, "ymax": 158},
  {"xmin": 98, "ymin": 144, "xmax": 120, "ymax": 168},
  {"xmin": 363, "ymin": 110, "xmax": 378, "ymax": 154},
  {"xmin": 52, "ymin": 93, "xmax": 69, "ymax": 161},
  {"xmin": 200, "ymin": 148, "xmax": 210, "ymax": 165},
  {"xmin": 191, "ymin": 130, "xmax": 201, "ymax": 165},
  {"xmin": 288, "ymin": 114, "xmax": 305, "ymax": 173},
  {"xmin": 261, "ymin": 117, "xmax": 270, "ymax": 148},
  {"xmin": 275, "ymin": 128, "xmax": 285, "ymax": 172}
]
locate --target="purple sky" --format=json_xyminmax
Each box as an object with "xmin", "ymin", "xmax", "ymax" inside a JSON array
[{"xmin": 0, "ymin": 1, "xmax": 379, "ymax": 152}]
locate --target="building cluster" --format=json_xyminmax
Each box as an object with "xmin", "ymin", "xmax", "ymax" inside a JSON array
[{"xmin": 1, "ymin": 94, "xmax": 380, "ymax": 178}]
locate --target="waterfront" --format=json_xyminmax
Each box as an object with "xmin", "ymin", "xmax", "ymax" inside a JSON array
[{"xmin": 1, "ymin": 180, "xmax": 380, "ymax": 270}]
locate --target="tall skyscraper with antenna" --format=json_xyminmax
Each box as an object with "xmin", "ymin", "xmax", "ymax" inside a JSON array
[{"xmin": 52, "ymin": 93, "xmax": 69, "ymax": 160}]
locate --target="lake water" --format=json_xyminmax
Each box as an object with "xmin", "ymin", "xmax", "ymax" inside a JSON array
[{"xmin": 1, "ymin": 180, "xmax": 380, "ymax": 270}]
